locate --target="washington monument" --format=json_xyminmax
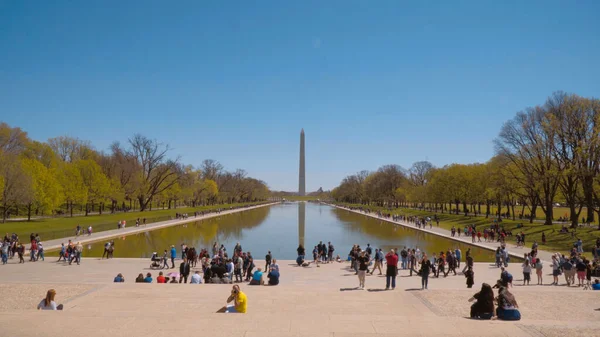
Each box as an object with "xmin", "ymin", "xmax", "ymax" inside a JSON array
[{"xmin": 298, "ymin": 129, "xmax": 306, "ymax": 196}]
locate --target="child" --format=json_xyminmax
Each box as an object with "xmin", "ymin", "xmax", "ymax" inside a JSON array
[
  {"xmin": 465, "ymin": 266, "xmax": 474, "ymax": 288},
  {"xmin": 522, "ymin": 259, "xmax": 531, "ymax": 285}
]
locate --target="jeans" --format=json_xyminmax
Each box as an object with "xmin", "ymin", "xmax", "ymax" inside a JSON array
[
  {"xmin": 38, "ymin": 251, "xmax": 44, "ymax": 261},
  {"xmin": 401, "ymin": 257, "xmax": 407, "ymax": 269},
  {"xmin": 171, "ymin": 257, "xmax": 175, "ymax": 268},
  {"xmin": 386, "ymin": 276, "xmax": 396, "ymax": 289},
  {"xmin": 1, "ymin": 253, "xmax": 7, "ymax": 264},
  {"xmin": 421, "ymin": 275, "xmax": 429, "ymax": 289}
]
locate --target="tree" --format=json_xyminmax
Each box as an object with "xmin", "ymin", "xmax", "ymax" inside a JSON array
[
  {"xmin": 0, "ymin": 155, "xmax": 32, "ymax": 222},
  {"xmin": 58, "ymin": 162, "xmax": 87, "ymax": 217},
  {"xmin": 21, "ymin": 157, "xmax": 63, "ymax": 220},
  {"xmin": 76, "ymin": 159, "xmax": 110, "ymax": 215},
  {"xmin": 48, "ymin": 136, "xmax": 95, "ymax": 163},
  {"xmin": 128, "ymin": 134, "xmax": 182, "ymax": 211},
  {"xmin": 496, "ymin": 105, "xmax": 561, "ymax": 225},
  {"xmin": 0, "ymin": 123, "xmax": 28, "ymax": 155}
]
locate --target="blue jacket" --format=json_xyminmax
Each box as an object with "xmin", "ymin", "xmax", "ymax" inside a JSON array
[{"xmin": 170, "ymin": 247, "xmax": 176, "ymax": 258}]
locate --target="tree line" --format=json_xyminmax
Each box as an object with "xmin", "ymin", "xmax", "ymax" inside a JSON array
[
  {"xmin": 331, "ymin": 92, "xmax": 600, "ymax": 227},
  {"xmin": 0, "ymin": 124, "xmax": 269, "ymax": 221}
]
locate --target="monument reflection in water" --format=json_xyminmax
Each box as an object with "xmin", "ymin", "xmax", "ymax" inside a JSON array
[{"xmin": 77, "ymin": 202, "xmax": 497, "ymax": 261}]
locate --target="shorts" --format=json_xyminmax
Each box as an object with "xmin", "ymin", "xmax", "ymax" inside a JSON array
[
  {"xmin": 523, "ymin": 272, "xmax": 530, "ymax": 281},
  {"xmin": 577, "ymin": 271, "xmax": 586, "ymax": 280},
  {"xmin": 553, "ymin": 269, "xmax": 560, "ymax": 277}
]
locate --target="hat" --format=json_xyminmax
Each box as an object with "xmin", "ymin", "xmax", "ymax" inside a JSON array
[{"xmin": 171, "ymin": 245, "xmax": 175, "ymax": 248}]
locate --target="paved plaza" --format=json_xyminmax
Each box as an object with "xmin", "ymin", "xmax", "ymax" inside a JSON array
[{"xmin": 1, "ymin": 257, "xmax": 599, "ymax": 337}]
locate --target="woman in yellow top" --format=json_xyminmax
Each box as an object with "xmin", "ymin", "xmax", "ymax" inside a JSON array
[{"xmin": 219, "ymin": 285, "xmax": 247, "ymax": 313}]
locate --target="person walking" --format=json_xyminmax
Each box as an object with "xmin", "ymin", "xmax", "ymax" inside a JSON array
[
  {"xmin": 420, "ymin": 254, "xmax": 432, "ymax": 290},
  {"xmin": 162, "ymin": 250, "xmax": 169, "ymax": 269},
  {"xmin": 179, "ymin": 258, "xmax": 190, "ymax": 283},
  {"xmin": 385, "ymin": 249, "xmax": 398, "ymax": 290},
  {"xmin": 455, "ymin": 248, "xmax": 462, "ymax": 268},
  {"xmin": 551, "ymin": 255, "xmax": 560, "ymax": 285},
  {"xmin": 356, "ymin": 250, "xmax": 369, "ymax": 289},
  {"xmin": 170, "ymin": 245, "xmax": 176, "ymax": 268},
  {"xmin": 370, "ymin": 248, "xmax": 383, "ymax": 275},
  {"xmin": 265, "ymin": 251, "xmax": 272, "ymax": 271},
  {"xmin": 535, "ymin": 258, "xmax": 543, "ymax": 285},
  {"xmin": 522, "ymin": 259, "xmax": 531, "ymax": 286},
  {"xmin": 234, "ymin": 254, "xmax": 243, "ymax": 283}
]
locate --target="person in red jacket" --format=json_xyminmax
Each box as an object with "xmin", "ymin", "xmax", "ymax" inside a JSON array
[{"xmin": 385, "ymin": 249, "xmax": 398, "ymax": 290}]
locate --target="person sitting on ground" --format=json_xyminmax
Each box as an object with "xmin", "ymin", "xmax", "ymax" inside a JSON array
[
  {"xmin": 135, "ymin": 273, "xmax": 145, "ymax": 283},
  {"xmin": 217, "ymin": 285, "xmax": 247, "ymax": 313},
  {"xmin": 267, "ymin": 266, "xmax": 280, "ymax": 286},
  {"xmin": 157, "ymin": 271, "xmax": 166, "ymax": 283},
  {"xmin": 592, "ymin": 279, "xmax": 600, "ymax": 290},
  {"xmin": 37, "ymin": 289, "xmax": 63, "ymax": 310},
  {"xmin": 114, "ymin": 273, "xmax": 125, "ymax": 283},
  {"xmin": 495, "ymin": 286, "xmax": 521, "ymax": 320},
  {"xmin": 169, "ymin": 276, "xmax": 178, "ymax": 283},
  {"xmin": 335, "ymin": 254, "xmax": 342, "ymax": 262},
  {"xmin": 144, "ymin": 272, "xmax": 153, "ymax": 283},
  {"xmin": 249, "ymin": 268, "xmax": 264, "ymax": 285},
  {"xmin": 191, "ymin": 270, "xmax": 202, "ymax": 284},
  {"xmin": 468, "ymin": 283, "xmax": 494, "ymax": 319},
  {"xmin": 270, "ymin": 259, "xmax": 279, "ymax": 272}
]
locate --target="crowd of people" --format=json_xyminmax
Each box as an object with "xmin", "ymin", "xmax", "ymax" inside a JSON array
[
  {"xmin": 119, "ymin": 241, "xmax": 281, "ymax": 287},
  {"xmin": 2, "ymin": 232, "xmax": 46, "ymax": 264}
]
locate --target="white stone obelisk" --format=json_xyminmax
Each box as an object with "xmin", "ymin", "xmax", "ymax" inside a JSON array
[{"xmin": 299, "ymin": 129, "xmax": 306, "ymax": 196}]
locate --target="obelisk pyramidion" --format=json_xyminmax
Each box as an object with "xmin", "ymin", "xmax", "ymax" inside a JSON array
[{"xmin": 298, "ymin": 129, "xmax": 306, "ymax": 196}]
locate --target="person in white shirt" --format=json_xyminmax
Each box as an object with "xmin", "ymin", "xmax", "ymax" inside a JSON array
[
  {"xmin": 190, "ymin": 271, "xmax": 202, "ymax": 284},
  {"xmin": 37, "ymin": 289, "xmax": 63, "ymax": 310}
]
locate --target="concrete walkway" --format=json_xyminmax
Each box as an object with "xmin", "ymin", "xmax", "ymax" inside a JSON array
[
  {"xmin": 36, "ymin": 203, "xmax": 277, "ymax": 253},
  {"xmin": 329, "ymin": 204, "xmax": 558, "ymax": 262},
  {"xmin": 1, "ymin": 258, "xmax": 598, "ymax": 337}
]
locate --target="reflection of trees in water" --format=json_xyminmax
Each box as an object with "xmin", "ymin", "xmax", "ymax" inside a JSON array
[
  {"xmin": 330, "ymin": 208, "xmax": 496, "ymax": 261},
  {"xmin": 83, "ymin": 207, "xmax": 271, "ymax": 257}
]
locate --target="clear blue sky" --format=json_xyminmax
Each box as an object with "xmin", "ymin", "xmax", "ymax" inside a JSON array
[{"xmin": 1, "ymin": 1, "xmax": 599, "ymax": 192}]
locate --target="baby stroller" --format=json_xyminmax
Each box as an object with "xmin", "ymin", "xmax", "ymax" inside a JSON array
[{"xmin": 150, "ymin": 252, "xmax": 162, "ymax": 269}]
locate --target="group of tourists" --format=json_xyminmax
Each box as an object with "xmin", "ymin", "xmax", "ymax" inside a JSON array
[
  {"xmin": 341, "ymin": 242, "xmax": 476, "ymax": 291},
  {"xmin": 74, "ymin": 225, "xmax": 92, "ymax": 236},
  {"xmin": 143, "ymin": 241, "xmax": 281, "ymax": 286},
  {"xmin": 2, "ymin": 232, "xmax": 47, "ymax": 264},
  {"xmin": 57, "ymin": 240, "xmax": 84, "ymax": 265}
]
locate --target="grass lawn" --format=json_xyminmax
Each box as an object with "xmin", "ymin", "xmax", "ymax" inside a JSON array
[
  {"xmin": 1, "ymin": 202, "xmax": 267, "ymax": 241},
  {"xmin": 440, "ymin": 203, "xmax": 590, "ymax": 222},
  {"xmin": 335, "ymin": 202, "xmax": 600, "ymax": 255}
]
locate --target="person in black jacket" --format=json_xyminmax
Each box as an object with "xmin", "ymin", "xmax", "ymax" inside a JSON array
[
  {"xmin": 469, "ymin": 283, "xmax": 494, "ymax": 319},
  {"xmin": 179, "ymin": 258, "xmax": 190, "ymax": 283},
  {"xmin": 420, "ymin": 255, "xmax": 432, "ymax": 290}
]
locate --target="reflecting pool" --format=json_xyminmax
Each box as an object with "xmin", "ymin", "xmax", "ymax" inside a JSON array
[{"xmin": 80, "ymin": 202, "xmax": 497, "ymax": 261}]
